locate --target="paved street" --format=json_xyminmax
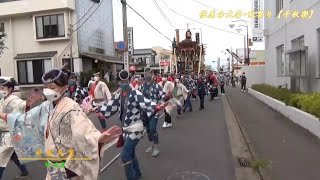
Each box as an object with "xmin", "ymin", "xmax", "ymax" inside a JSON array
[
  {"xmin": 226, "ymin": 86, "xmax": 320, "ymax": 180},
  {"xmin": 4, "ymin": 97, "xmax": 236, "ymax": 180}
]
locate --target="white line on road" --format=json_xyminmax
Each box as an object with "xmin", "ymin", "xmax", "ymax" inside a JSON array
[{"xmin": 100, "ymin": 113, "xmax": 165, "ymax": 173}]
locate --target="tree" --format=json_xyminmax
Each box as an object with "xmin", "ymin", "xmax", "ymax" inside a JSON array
[{"xmin": 0, "ymin": 33, "xmax": 6, "ymax": 56}]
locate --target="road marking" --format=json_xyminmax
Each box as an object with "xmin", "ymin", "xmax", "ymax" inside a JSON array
[{"xmin": 100, "ymin": 113, "xmax": 165, "ymax": 172}]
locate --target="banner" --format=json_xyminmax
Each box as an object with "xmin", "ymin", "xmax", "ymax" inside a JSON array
[
  {"xmin": 252, "ymin": 0, "xmax": 263, "ymax": 42},
  {"xmin": 127, "ymin": 27, "xmax": 134, "ymax": 55}
]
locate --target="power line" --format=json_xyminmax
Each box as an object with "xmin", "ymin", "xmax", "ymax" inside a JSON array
[
  {"xmin": 190, "ymin": 0, "xmax": 217, "ymax": 10},
  {"xmin": 152, "ymin": 0, "xmax": 175, "ymax": 29},
  {"xmin": 73, "ymin": 0, "xmax": 104, "ymax": 33},
  {"xmin": 160, "ymin": 0, "xmax": 245, "ymax": 36},
  {"xmin": 72, "ymin": 2, "xmax": 97, "ymax": 27},
  {"xmin": 126, "ymin": 2, "xmax": 172, "ymax": 42}
]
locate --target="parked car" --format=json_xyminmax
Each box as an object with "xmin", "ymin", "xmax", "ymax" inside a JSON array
[{"xmin": 0, "ymin": 76, "xmax": 21, "ymax": 98}]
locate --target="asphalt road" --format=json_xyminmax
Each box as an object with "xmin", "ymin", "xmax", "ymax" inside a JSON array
[{"xmin": 4, "ymin": 97, "xmax": 236, "ymax": 180}]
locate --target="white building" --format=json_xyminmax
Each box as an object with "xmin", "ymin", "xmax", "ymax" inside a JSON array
[
  {"xmin": 264, "ymin": 0, "xmax": 320, "ymax": 92},
  {"xmin": 0, "ymin": 0, "xmax": 120, "ymax": 95}
]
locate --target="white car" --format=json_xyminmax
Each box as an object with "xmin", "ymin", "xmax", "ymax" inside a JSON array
[{"xmin": 0, "ymin": 76, "xmax": 21, "ymax": 98}]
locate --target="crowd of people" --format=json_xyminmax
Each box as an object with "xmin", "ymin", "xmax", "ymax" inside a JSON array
[{"xmin": 0, "ymin": 67, "xmax": 247, "ymax": 180}]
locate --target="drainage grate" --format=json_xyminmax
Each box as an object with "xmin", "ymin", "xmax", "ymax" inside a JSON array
[
  {"xmin": 237, "ymin": 157, "xmax": 251, "ymax": 167},
  {"xmin": 166, "ymin": 171, "xmax": 210, "ymax": 180}
]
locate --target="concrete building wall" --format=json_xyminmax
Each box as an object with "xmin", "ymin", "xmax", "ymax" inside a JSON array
[
  {"xmin": 241, "ymin": 66, "xmax": 266, "ymax": 88},
  {"xmin": 264, "ymin": 0, "xmax": 320, "ymax": 92},
  {"xmin": 76, "ymin": 0, "xmax": 115, "ymax": 56}
]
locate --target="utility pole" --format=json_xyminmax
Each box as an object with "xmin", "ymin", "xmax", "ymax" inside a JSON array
[
  {"xmin": 121, "ymin": 0, "xmax": 129, "ymax": 71},
  {"xmin": 231, "ymin": 46, "xmax": 234, "ymax": 73},
  {"xmin": 69, "ymin": 24, "xmax": 73, "ymax": 72}
]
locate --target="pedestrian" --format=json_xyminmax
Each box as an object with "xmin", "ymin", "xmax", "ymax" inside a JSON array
[
  {"xmin": 218, "ymin": 72, "xmax": 226, "ymax": 94},
  {"xmin": 241, "ymin": 72, "xmax": 247, "ymax": 91},
  {"xmin": 68, "ymin": 73, "xmax": 88, "ymax": 104},
  {"xmin": 89, "ymin": 72, "xmax": 112, "ymax": 132},
  {"xmin": 0, "ymin": 78, "xmax": 32, "ymax": 179},
  {"xmin": 172, "ymin": 78, "xmax": 189, "ymax": 117},
  {"xmin": 141, "ymin": 72, "xmax": 168, "ymax": 157},
  {"xmin": 207, "ymin": 71, "xmax": 219, "ymax": 100},
  {"xmin": 94, "ymin": 70, "xmax": 169, "ymax": 180},
  {"xmin": 182, "ymin": 75, "xmax": 193, "ymax": 112},
  {"xmin": 197, "ymin": 74, "xmax": 206, "ymax": 110},
  {"xmin": 158, "ymin": 74, "xmax": 175, "ymax": 128},
  {"xmin": 0, "ymin": 68, "xmax": 122, "ymax": 180}
]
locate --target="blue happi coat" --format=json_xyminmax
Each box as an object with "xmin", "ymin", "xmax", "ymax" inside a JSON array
[{"xmin": 98, "ymin": 89, "xmax": 157, "ymax": 140}]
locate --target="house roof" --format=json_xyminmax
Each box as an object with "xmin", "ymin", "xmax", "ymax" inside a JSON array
[
  {"xmin": 14, "ymin": 51, "xmax": 57, "ymax": 59},
  {"xmin": 81, "ymin": 52, "xmax": 124, "ymax": 64},
  {"xmin": 133, "ymin": 49, "xmax": 157, "ymax": 55}
]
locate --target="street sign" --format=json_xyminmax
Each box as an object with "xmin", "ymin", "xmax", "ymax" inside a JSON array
[
  {"xmin": 127, "ymin": 27, "xmax": 134, "ymax": 55},
  {"xmin": 252, "ymin": 0, "xmax": 264, "ymax": 42},
  {"xmin": 253, "ymin": 29, "xmax": 264, "ymax": 42},
  {"xmin": 160, "ymin": 62, "xmax": 170, "ymax": 66},
  {"xmin": 124, "ymin": 51, "xmax": 129, "ymax": 71},
  {"xmin": 116, "ymin": 41, "xmax": 126, "ymax": 51}
]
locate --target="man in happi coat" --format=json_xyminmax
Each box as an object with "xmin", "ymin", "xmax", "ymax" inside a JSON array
[
  {"xmin": 0, "ymin": 77, "xmax": 32, "ymax": 179},
  {"xmin": 92, "ymin": 70, "xmax": 169, "ymax": 180},
  {"xmin": 67, "ymin": 74, "xmax": 88, "ymax": 104},
  {"xmin": 140, "ymin": 72, "xmax": 167, "ymax": 157}
]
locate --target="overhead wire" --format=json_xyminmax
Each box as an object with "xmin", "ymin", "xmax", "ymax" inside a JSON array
[
  {"xmin": 126, "ymin": 2, "xmax": 172, "ymax": 42},
  {"xmin": 72, "ymin": 2, "xmax": 97, "ymax": 27},
  {"xmin": 72, "ymin": 0, "xmax": 104, "ymax": 33},
  {"xmin": 159, "ymin": 0, "xmax": 245, "ymax": 36},
  {"xmin": 58, "ymin": 0, "xmax": 103, "ymax": 60},
  {"xmin": 152, "ymin": 0, "xmax": 175, "ymax": 29}
]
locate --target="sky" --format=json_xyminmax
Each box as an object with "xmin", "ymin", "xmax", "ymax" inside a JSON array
[{"xmin": 112, "ymin": 0, "xmax": 265, "ymax": 69}]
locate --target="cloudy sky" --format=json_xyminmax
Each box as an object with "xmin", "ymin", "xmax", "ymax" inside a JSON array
[{"xmin": 112, "ymin": 0, "xmax": 264, "ymax": 68}]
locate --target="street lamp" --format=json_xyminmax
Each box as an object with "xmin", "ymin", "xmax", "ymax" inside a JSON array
[{"xmin": 229, "ymin": 20, "xmax": 250, "ymax": 65}]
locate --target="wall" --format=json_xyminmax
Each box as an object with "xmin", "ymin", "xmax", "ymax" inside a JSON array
[
  {"xmin": 0, "ymin": 0, "xmax": 74, "ymax": 17},
  {"xmin": 264, "ymin": 0, "xmax": 320, "ymax": 92},
  {"xmin": 241, "ymin": 66, "xmax": 266, "ymax": 88},
  {"xmin": 76, "ymin": 0, "xmax": 115, "ymax": 56},
  {"xmin": 0, "ymin": 9, "xmax": 76, "ymax": 79}
]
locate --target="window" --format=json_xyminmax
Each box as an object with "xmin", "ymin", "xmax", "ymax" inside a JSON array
[
  {"xmin": 276, "ymin": 0, "xmax": 284, "ymax": 15},
  {"xmin": 288, "ymin": 36, "xmax": 307, "ymax": 77},
  {"xmin": 277, "ymin": 45, "xmax": 285, "ymax": 76},
  {"xmin": 17, "ymin": 59, "xmax": 52, "ymax": 84},
  {"xmin": 0, "ymin": 23, "xmax": 4, "ymax": 33},
  {"xmin": 35, "ymin": 14, "xmax": 65, "ymax": 39}
]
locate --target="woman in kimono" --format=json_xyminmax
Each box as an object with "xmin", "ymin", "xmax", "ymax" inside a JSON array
[
  {"xmin": 88, "ymin": 70, "xmax": 169, "ymax": 180},
  {"xmin": 0, "ymin": 69, "xmax": 122, "ymax": 180},
  {"xmin": 89, "ymin": 72, "xmax": 112, "ymax": 132},
  {"xmin": 0, "ymin": 77, "xmax": 35, "ymax": 180},
  {"xmin": 158, "ymin": 74, "xmax": 175, "ymax": 128}
]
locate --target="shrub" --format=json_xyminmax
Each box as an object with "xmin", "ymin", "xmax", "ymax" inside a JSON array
[{"xmin": 252, "ymin": 84, "xmax": 320, "ymax": 118}]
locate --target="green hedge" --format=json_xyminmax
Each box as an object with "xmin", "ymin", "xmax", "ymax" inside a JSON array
[{"xmin": 252, "ymin": 84, "xmax": 320, "ymax": 118}]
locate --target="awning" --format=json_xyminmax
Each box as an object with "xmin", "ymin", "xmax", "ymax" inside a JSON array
[
  {"xmin": 14, "ymin": 51, "xmax": 57, "ymax": 60},
  {"xmin": 81, "ymin": 52, "xmax": 124, "ymax": 64},
  {"xmin": 286, "ymin": 46, "xmax": 308, "ymax": 54}
]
